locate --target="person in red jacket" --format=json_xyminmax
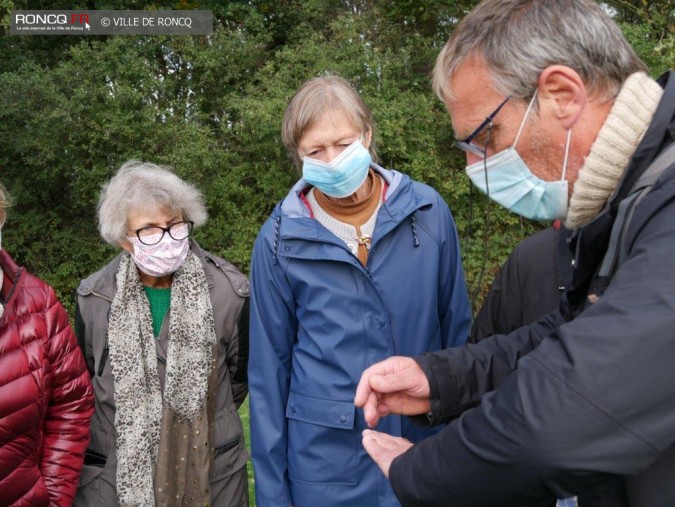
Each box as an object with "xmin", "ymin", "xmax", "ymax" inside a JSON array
[{"xmin": 0, "ymin": 181, "xmax": 94, "ymax": 507}]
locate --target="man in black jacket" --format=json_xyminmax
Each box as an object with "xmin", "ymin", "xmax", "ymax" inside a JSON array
[{"xmin": 354, "ymin": 0, "xmax": 675, "ymax": 505}]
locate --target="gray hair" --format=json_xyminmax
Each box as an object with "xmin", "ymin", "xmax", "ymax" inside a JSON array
[
  {"xmin": 432, "ymin": 0, "xmax": 647, "ymax": 103},
  {"xmin": 282, "ymin": 74, "xmax": 379, "ymax": 170},
  {"xmin": 0, "ymin": 182, "xmax": 11, "ymax": 226},
  {"xmin": 98, "ymin": 160, "xmax": 208, "ymax": 245}
]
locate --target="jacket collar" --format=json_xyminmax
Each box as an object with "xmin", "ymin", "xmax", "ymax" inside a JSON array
[
  {"xmin": 566, "ymin": 72, "xmax": 675, "ymax": 290},
  {"xmin": 276, "ymin": 165, "xmax": 431, "ymax": 238},
  {"xmin": 0, "ymin": 249, "xmax": 23, "ymax": 306},
  {"xmin": 0, "ymin": 249, "xmax": 20, "ymax": 282},
  {"xmin": 267, "ymin": 167, "xmax": 431, "ymax": 269},
  {"xmin": 611, "ymin": 71, "xmax": 675, "ymax": 206}
]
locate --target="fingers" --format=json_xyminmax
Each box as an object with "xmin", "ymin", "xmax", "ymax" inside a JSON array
[
  {"xmin": 354, "ymin": 369, "xmax": 374, "ymax": 408},
  {"xmin": 361, "ymin": 429, "xmax": 414, "ymax": 479},
  {"xmin": 369, "ymin": 359, "xmax": 429, "ymax": 398},
  {"xmin": 363, "ymin": 391, "xmax": 381, "ymax": 428},
  {"xmin": 355, "ymin": 356, "xmax": 402, "ymax": 407},
  {"xmin": 356, "ymin": 356, "xmax": 432, "ymax": 427},
  {"xmin": 376, "ymin": 393, "xmax": 431, "ymax": 417},
  {"xmin": 356, "ymin": 357, "xmax": 409, "ymax": 427}
]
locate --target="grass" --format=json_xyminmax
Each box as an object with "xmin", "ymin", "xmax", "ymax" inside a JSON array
[{"xmin": 237, "ymin": 398, "xmax": 256, "ymax": 506}]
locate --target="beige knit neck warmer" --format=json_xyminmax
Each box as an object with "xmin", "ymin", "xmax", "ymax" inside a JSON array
[{"xmin": 564, "ymin": 72, "xmax": 663, "ymax": 230}]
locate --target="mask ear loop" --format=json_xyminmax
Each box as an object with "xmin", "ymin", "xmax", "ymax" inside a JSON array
[
  {"xmin": 512, "ymin": 88, "xmax": 539, "ymax": 150},
  {"xmin": 561, "ymin": 128, "xmax": 571, "ymax": 181}
]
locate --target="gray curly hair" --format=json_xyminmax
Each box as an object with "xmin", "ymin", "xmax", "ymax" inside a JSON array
[
  {"xmin": 0, "ymin": 183, "xmax": 12, "ymax": 216},
  {"xmin": 98, "ymin": 160, "xmax": 208, "ymax": 245},
  {"xmin": 432, "ymin": 0, "xmax": 647, "ymax": 103},
  {"xmin": 0, "ymin": 182, "xmax": 12, "ymax": 226}
]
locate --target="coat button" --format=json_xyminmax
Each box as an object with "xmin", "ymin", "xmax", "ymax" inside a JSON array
[{"xmin": 339, "ymin": 415, "xmax": 347, "ymax": 423}]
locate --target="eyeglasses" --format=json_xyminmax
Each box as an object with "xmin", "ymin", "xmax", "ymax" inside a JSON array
[
  {"xmin": 132, "ymin": 221, "xmax": 194, "ymax": 246},
  {"xmin": 456, "ymin": 96, "xmax": 511, "ymax": 158}
]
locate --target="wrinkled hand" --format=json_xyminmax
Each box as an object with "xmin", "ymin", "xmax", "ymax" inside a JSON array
[
  {"xmin": 362, "ymin": 429, "xmax": 414, "ymax": 478},
  {"xmin": 354, "ymin": 356, "xmax": 431, "ymax": 428}
]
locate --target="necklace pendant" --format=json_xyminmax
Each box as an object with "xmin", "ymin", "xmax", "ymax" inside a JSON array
[{"xmin": 356, "ymin": 234, "xmax": 371, "ymax": 246}]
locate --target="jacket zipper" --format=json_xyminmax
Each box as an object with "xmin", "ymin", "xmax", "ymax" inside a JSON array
[{"xmin": 215, "ymin": 434, "xmax": 242, "ymax": 456}]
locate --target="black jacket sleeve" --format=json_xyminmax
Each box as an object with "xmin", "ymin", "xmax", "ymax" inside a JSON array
[
  {"xmin": 390, "ymin": 191, "xmax": 675, "ymax": 506},
  {"xmin": 416, "ymin": 309, "xmax": 564, "ymax": 425},
  {"xmin": 470, "ymin": 226, "xmax": 569, "ymax": 343}
]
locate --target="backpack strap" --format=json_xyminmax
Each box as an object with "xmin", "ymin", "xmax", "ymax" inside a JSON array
[{"xmin": 598, "ymin": 142, "xmax": 675, "ymax": 280}]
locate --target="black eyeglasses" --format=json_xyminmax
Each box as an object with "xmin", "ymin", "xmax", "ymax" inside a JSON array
[
  {"xmin": 133, "ymin": 221, "xmax": 194, "ymax": 245},
  {"xmin": 456, "ymin": 96, "xmax": 510, "ymax": 158}
]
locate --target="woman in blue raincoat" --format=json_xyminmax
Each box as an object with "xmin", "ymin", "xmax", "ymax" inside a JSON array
[{"xmin": 248, "ymin": 75, "xmax": 471, "ymax": 507}]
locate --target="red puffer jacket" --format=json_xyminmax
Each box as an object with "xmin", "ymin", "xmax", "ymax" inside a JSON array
[{"xmin": 0, "ymin": 249, "xmax": 94, "ymax": 507}]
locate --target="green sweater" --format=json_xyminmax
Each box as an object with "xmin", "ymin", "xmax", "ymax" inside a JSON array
[{"xmin": 143, "ymin": 286, "xmax": 171, "ymax": 337}]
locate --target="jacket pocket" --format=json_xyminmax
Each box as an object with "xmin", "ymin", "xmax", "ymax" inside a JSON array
[
  {"xmin": 211, "ymin": 432, "xmax": 249, "ymax": 507},
  {"xmin": 211, "ymin": 405, "xmax": 248, "ymax": 483},
  {"xmin": 84, "ymin": 448, "xmax": 107, "ymax": 467},
  {"xmin": 285, "ymin": 392, "xmax": 357, "ymax": 485},
  {"xmin": 75, "ymin": 413, "xmax": 118, "ymax": 506}
]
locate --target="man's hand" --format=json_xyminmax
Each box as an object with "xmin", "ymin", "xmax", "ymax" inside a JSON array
[
  {"xmin": 354, "ymin": 356, "xmax": 431, "ymax": 427},
  {"xmin": 362, "ymin": 429, "xmax": 414, "ymax": 478}
]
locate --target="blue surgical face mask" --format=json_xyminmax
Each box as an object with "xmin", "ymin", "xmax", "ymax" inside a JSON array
[
  {"xmin": 465, "ymin": 90, "xmax": 571, "ymax": 221},
  {"xmin": 302, "ymin": 137, "xmax": 372, "ymax": 198}
]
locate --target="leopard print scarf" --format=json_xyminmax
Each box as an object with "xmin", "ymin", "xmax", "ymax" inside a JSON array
[{"xmin": 108, "ymin": 251, "xmax": 216, "ymax": 506}]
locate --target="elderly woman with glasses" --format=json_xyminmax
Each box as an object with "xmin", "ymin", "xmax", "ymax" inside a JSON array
[{"xmin": 74, "ymin": 161, "xmax": 250, "ymax": 507}]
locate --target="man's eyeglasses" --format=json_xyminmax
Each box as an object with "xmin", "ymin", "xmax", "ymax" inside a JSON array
[
  {"xmin": 456, "ymin": 96, "xmax": 510, "ymax": 158},
  {"xmin": 133, "ymin": 221, "xmax": 194, "ymax": 246}
]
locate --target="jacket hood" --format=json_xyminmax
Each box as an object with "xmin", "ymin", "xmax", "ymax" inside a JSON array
[{"xmin": 267, "ymin": 165, "xmax": 432, "ymax": 264}]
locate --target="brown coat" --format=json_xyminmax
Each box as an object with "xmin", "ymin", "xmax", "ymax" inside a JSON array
[{"xmin": 73, "ymin": 241, "xmax": 249, "ymax": 506}]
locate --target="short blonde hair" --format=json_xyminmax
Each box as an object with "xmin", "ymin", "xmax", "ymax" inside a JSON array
[
  {"xmin": 281, "ymin": 75, "xmax": 379, "ymax": 170},
  {"xmin": 98, "ymin": 160, "xmax": 208, "ymax": 246}
]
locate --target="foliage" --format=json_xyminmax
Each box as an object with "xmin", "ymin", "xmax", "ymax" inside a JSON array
[{"xmin": 0, "ymin": 0, "xmax": 672, "ymax": 319}]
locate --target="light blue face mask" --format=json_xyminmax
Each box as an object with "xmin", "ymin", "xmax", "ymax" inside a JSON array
[
  {"xmin": 302, "ymin": 137, "xmax": 372, "ymax": 198},
  {"xmin": 465, "ymin": 91, "xmax": 571, "ymax": 221}
]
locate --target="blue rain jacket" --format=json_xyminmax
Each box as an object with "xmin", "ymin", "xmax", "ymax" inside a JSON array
[{"xmin": 249, "ymin": 165, "xmax": 471, "ymax": 507}]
